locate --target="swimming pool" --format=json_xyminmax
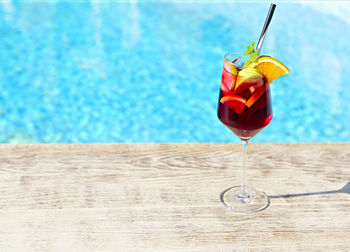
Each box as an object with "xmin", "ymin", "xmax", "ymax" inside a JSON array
[{"xmin": 0, "ymin": 1, "xmax": 349, "ymax": 143}]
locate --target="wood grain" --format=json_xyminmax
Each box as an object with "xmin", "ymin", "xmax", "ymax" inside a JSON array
[{"xmin": 0, "ymin": 143, "xmax": 349, "ymax": 251}]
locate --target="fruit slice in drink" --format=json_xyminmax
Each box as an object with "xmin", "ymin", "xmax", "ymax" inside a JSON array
[
  {"xmin": 218, "ymin": 55, "xmax": 289, "ymax": 140},
  {"xmin": 248, "ymin": 56, "xmax": 290, "ymax": 83},
  {"xmin": 220, "ymin": 95, "xmax": 247, "ymax": 114},
  {"xmin": 246, "ymin": 83, "xmax": 269, "ymax": 108},
  {"xmin": 234, "ymin": 68, "xmax": 263, "ymax": 94},
  {"xmin": 220, "ymin": 60, "xmax": 237, "ymax": 95}
]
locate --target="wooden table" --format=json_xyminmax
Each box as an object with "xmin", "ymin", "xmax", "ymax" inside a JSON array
[{"xmin": 0, "ymin": 143, "xmax": 349, "ymax": 251}]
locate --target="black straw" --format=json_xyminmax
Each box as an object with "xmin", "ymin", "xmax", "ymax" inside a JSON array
[{"xmin": 256, "ymin": 3, "xmax": 276, "ymax": 57}]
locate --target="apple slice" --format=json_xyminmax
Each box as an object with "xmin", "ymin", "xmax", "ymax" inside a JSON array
[
  {"xmin": 246, "ymin": 83, "xmax": 269, "ymax": 108},
  {"xmin": 220, "ymin": 95, "xmax": 247, "ymax": 114},
  {"xmin": 221, "ymin": 60, "xmax": 238, "ymax": 93},
  {"xmin": 220, "ymin": 80, "xmax": 230, "ymax": 95},
  {"xmin": 234, "ymin": 67, "xmax": 263, "ymax": 94},
  {"xmin": 224, "ymin": 59, "xmax": 238, "ymax": 75},
  {"xmin": 221, "ymin": 74, "xmax": 235, "ymax": 96},
  {"xmin": 249, "ymin": 78, "xmax": 264, "ymax": 94}
]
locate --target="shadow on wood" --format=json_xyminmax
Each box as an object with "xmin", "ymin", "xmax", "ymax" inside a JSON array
[{"xmin": 269, "ymin": 182, "xmax": 350, "ymax": 199}]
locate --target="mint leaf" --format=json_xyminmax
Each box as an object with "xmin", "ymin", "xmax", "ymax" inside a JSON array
[
  {"xmin": 242, "ymin": 41, "xmax": 257, "ymax": 68},
  {"xmin": 244, "ymin": 46, "xmax": 253, "ymax": 56},
  {"xmin": 249, "ymin": 51, "xmax": 257, "ymax": 62},
  {"xmin": 252, "ymin": 51, "xmax": 257, "ymax": 61}
]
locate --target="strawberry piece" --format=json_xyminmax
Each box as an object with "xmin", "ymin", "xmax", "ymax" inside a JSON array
[{"xmin": 220, "ymin": 95, "xmax": 247, "ymax": 114}]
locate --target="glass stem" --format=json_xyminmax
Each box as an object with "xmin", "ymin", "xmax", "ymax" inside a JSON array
[{"xmin": 240, "ymin": 140, "xmax": 248, "ymax": 196}]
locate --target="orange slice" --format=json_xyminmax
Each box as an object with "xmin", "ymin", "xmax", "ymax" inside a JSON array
[
  {"xmin": 249, "ymin": 56, "xmax": 290, "ymax": 83},
  {"xmin": 246, "ymin": 83, "xmax": 269, "ymax": 108},
  {"xmin": 220, "ymin": 95, "xmax": 247, "ymax": 114}
]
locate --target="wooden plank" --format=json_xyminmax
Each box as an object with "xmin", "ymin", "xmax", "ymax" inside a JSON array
[{"xmin": 0, "ymin": 143, "xmax": 348, "ymax": 251}]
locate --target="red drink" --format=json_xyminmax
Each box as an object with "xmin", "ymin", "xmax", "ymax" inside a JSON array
[
  {"xmin": 217, "ymin": 22, "xmax": 290, "ymax": 213},
  {"xmin": 217, "ymin": 59, "xmax": 273, "ymax": 140}
]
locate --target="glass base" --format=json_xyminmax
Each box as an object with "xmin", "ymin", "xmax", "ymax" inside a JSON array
[{"xmin": 220, "ymin": 185, "xmax": 270, "ymax": 213}]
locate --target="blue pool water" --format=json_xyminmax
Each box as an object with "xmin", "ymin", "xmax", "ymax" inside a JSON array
[{"xmin": 0, "ymin": 1, "xmax": 350, "ymax": 143}]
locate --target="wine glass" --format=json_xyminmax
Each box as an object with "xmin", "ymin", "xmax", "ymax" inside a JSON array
[{"xmin": 217, "ymin": 52, "xmax": 272, "ymax": 213}]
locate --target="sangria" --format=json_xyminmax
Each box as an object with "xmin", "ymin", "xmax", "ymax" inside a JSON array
[{"xmin": 217, "ymin": 48, "xmax": 289, "ymax": 213}]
